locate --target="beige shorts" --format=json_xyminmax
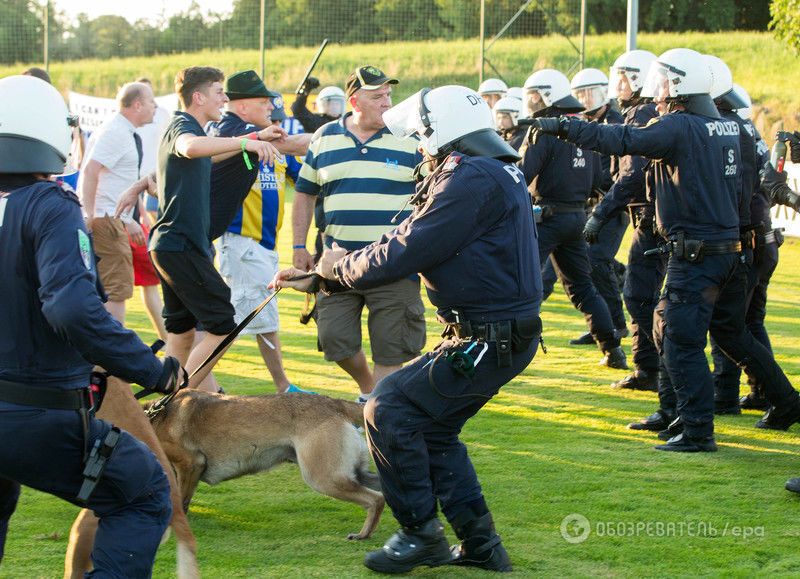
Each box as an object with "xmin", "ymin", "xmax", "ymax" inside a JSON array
[
  {"xmin": 316, "ymin": 278, "xmax": 426, "ymax": 366},
  {"xmin": 92, "ymin": 216, "xmax": 133, "ymax": 302}
]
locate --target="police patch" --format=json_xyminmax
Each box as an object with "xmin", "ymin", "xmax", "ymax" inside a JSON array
[
  {"xmin": 443, "ymin": 155, "xmax": 462, "ymax": 172},
  {"xmin": 78, "ymin": 229, "xmax": 92, "ymax": 270}
]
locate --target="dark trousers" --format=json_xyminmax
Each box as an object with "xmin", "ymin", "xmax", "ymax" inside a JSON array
[
  {"xmin": 623, "ymin": 224, "xmax": 667, "ymax": 373},
  {"xmin": 654, "ymin": 252, "xmax": 799, "ymax": 438},
  {"xmin": 364, "ymin": 336, "xmax": 537, "ymax": 528},
  {"xmin": 0, "ymin": 478, "xmax": 20, "ymax": 563},
  {"xmin": 711, "ymin": 242, "xmax": 779, "ymax": 404},
  {"xmin": 0, "ymin": 401, "xmax": 172, "ymax": 577},
  {"xmin": 588, "ymin": 212, "xmax": 630, "ymax": 329},
  {"xmin": 537, "ymin": 212, "xmax": 619, "ymax": 351}
]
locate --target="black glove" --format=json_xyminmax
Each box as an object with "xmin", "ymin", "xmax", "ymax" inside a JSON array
[
  {"xmin": 761, "ymin": 161, "xmax": 800, "ymax": 211},
  {"xmin": 297, "ymin": 76, "xmax": 320, "ymax": 95},
  {"xmin": 532, "ymin": 117, "xmax": 566, "ymax": 136},
  {"xmin": 154, "ymin": 356, "xmax": 188, "ymax": 394},
  {"xmin": 790, "ymin": 131, "xmax": 800, "ymax": 164},
  {"xmin": 583, "ymin": 214, "xmax": 606, "ymax": 244}
]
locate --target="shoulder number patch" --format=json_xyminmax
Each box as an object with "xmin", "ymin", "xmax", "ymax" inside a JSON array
[{"xmin": 78, "ymin": 229, "xmax": 93, "ymax": 270}]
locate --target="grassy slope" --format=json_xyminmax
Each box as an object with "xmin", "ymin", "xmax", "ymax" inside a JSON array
[
  {"xmin": 1, "ymin": 32, "xmax": 799, "ymax": 133},
  {"xmin": 4, "ymin": 192, "xmax": 800, "ymax": 577}
]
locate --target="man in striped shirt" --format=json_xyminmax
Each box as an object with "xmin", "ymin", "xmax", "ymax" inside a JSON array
[{"xmin": 292, "ymin": 65, "xmax": 426, "ymax": 400}]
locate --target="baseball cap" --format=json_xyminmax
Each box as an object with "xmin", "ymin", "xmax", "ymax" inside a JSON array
[
  {"xmin": 345, "ymin": 65, "xmax": 398, "ymax": 98},
  {"xmin": 225, "ymin": 70, "xmax": 280, "ymax": 100},
  {"xmin": 271, "ymin": 95, "xmax": 286, "ymax": 121}
]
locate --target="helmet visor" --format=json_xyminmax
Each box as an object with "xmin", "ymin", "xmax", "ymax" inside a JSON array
[
  {"xmin": 494, "ymin": 111, "xmax": 516, "ymax": 130},
  {"xmin": 319, "ymin": 96, "xmax": 344, "ymax": 117},
  {"xmin": 572, "ymin": 85, "xmax": 607, "ymax": 113},
  {"xmin": 642, "ymin": 65, "xmax": 673, "ymax": 101},
  {"xmin": 382, "ymin": 90, "xmax": 424, "ymax": 139},
  {"xmin": 523, "ymin": 88, "xmax": 547, "ymax": 118}
]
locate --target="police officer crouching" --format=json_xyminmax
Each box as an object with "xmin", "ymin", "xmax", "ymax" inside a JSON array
[
  {"xmin": 274, "ymin": 85, "xmax": 542, "ymax": 573},
  {"xmin": 0, "ymin": 75, "xmax": 184, "ymax": 574}
]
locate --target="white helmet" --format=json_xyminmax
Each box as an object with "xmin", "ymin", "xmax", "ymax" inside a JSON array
[
  {"xmin": 383, "ymin": 85, "xmax": 519, "ymax": 161},
  {"xmin": 492, "ymin": 96, "xmax": 522, "ymax": 129},
  {"xmin": 608, "ymin": 49, "xmax": 656, "ymax": 102},
  {"xmin": 0, "ymin": 75, "xmax": 73, "ymax": 174},
  {"xmin": 506, "ymin": 86, "xmax": 523, "ymax": 101},
  {"xmin": 522, "ymin": 69, "xmax": 583, "ymax": 118},
  {"xmin": 705, "ymin": 54, "xmax": 748, "ymax": 110},
  {"xmin": 477, "ymin": 78, "xmax": 508, "ymax": 96},
  {"xmin": 316, "ymin": 86, "xmax": 346, "ymax": 118},
  {"xmin": 731, "ymin": 83, "xmax": 752, "ymax": 120},
  {"xmin": 642, "ymin": 48, "xmax": 719, "ymax": 117},
  {"xmin": 570, "ymin": 68, "xmax": 609, "ymax": 115}
]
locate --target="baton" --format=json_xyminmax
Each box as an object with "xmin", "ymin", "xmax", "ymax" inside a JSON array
[{"xmin": 295, "ymin": 38, "xmax": 329, "ymax": 94}]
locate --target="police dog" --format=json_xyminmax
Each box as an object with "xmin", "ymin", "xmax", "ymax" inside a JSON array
[
  {"xmin": 148, "ymin": 389, "xmax": 385, "ymax": 540},
  {"xmin": 64, "ymin": 376, "xmax": 199, "ymax": 579}
]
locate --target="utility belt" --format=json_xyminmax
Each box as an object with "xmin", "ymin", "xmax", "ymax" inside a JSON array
[
  {"xmin": 643, "ymin": 232, "xmax": 741, "ymax": 263},
  {"xmin": 438, "ymin": 312, "xmax": 542, "ymax": 368},
  {"xmin": 627, "ymin": 202, "xmax": 655, "ymax": 231},
  {"xmin": 0, "ymin": 373, "xmax": 113, "ymax": 503},
  {"xmin": 532, "ymin": 201, "xmax": 585, "ymax": 224}
]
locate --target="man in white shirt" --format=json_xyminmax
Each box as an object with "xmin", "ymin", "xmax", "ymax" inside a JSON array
[{"xmin": 79, "ymin": 81, "xmax": 157, "ymax": 322}]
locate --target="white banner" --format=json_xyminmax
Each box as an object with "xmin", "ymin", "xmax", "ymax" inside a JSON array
[{"xmin": 68, "ymin": 91, "xmax": 179, "ymax": 134}]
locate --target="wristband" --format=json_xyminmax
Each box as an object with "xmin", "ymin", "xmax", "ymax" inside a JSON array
[
  {"xmin": 292, "ymin": 244, "xmax": 306, "ymax": 249},
  {"xmin": 240, "ymin": 138, "xmax": 253, "ymax": 170},
  {"xmin": 248, "ymin": 132, "xmax": 259, "ymax": 141}
]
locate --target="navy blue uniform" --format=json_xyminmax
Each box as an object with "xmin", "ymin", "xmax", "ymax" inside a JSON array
[
  {"xmin": 564, "ymin": 112, "xmax": 799, "ymax": 438},
  {"xmin": 0, "ymin": 177, "xmax": 171, "ymax": 575},
  {"xmin": 588, "ymin": 106, "xmax": 629, "ymax": 331},
  {"xmin": 594, "ymin": 103, "xmax": 666, "ymax": 376},
  {"xmin": 519, "ymin": 129, "xmax": 620, "ymax": 352},
  {"xmin": 331, "ymin": 154, "xmax": 541, "ymax": 527}
]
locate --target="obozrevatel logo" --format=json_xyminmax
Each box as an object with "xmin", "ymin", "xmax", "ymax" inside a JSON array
[{"xmin": 560, "ymin": 513, "xmax": 591, "ymax": 544}]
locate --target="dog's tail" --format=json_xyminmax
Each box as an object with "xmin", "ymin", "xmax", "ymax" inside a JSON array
[{"xmin": 337, "ymin": 399, "xmax": 366, "ymax": 426}]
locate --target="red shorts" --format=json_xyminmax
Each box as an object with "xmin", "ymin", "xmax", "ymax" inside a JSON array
[{"xmin": 131, "ymin": 224, "xmax": 159, "ymax": 286}]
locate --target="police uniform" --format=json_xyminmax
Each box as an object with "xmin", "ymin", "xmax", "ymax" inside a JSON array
[
  {"xmin": 325, "ymin": 152, "xmax": 541, "ymax": 569},
  {"xmin": 0, "ymin": 176, "xmax": 172, "ymax": 574},
  {"xmin": 559, "ymin": 110, "xmax": 800, "ymax": 445},
  {"xmin": 519, "ymin": 128, "xmax": 623, "ymax": 358},
  {"xmin": 593, "ymin": 102, "xmax": 667, "ymax": 394}
]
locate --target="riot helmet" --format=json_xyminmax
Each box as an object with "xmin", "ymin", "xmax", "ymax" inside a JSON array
[
  {"xmin": 383, "ymin": 85, "xmax": 519, "ymax": 161},
  {"xmin": 477, "ymin": 78, "xmax": 508, "ymax": 107},
  {"xmin": 0, "ymin": 75, "xmax": 74, "ymax": 174},
  {"xmin": 642, "ymin": 48, "xmax": 719, "ymax": 118},
  {"xmin": 570, "ymin": 68, "xmax": 609, "ymax": 116},
  {"xmin": 522, "ymin": 69, "xmax": 583, "ymax": 118},
  {"xmin": 316, "ymin": 86, "xmax": 346, "ymax": 118},
  {"xmin": 705, "ymin": 54, "xmax": 748, "ymax": 111},
  {"xmin": 608, "ymin": 49, "xmax": 656, "ymax": 107},
  {"xmin": 492, "ymin": 96, "xmax": 522, "ymax": 130},
  {"xmin": 731, "ymin": 83, "xmax": 752, "ymax": 121}
]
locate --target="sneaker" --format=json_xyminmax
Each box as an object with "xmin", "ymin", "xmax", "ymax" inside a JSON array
[{"xmin": 285, "ymin": 384, "xmax": 317, "ymax": 395}]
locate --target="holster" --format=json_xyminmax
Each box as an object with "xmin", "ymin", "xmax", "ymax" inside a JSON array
[{"xmin": 77, "ymin": 427, "xmax": 121, "ymax": 503}]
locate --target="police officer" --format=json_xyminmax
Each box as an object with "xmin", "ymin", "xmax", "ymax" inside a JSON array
[
  {"xmin": 477, "ymin": 77, "xmax": 508, "ymax": 108},
  {"xmin": 274, "ymin": 85, "xmax": 542, "ymax": 573},
  {"xmin": 519, "ymin": 68, "xmax": 627, "ymax": 369},
  {"xmin": 492, "ymin": 95, "xmax": 526, "ymax": 151},
  {"xmin": 530, "ymin": 48, "xmax": 800, "ymax": 451},
  {"xmin": 569, "ymin": 68, "xmax": 629, "ymax": 345},
  {"xmin": 580, "ymin": 51, "xmax": 667, "ymax": 396},
  {"xmin": 291, "ymin": 77, "xmax": 346, "ymax": 133},
  {"xmin": 0, "ymin": 75, "xmax": 183, "ymax": 574}
]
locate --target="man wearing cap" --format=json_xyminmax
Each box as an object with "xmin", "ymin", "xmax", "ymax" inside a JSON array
[
  {"xmin": 292, "ymin": 65, "xmax": 426, "ymax": 400},
  {"xmin": 208, "ymin": 71, "xmax": 312, "ymax": 393}
]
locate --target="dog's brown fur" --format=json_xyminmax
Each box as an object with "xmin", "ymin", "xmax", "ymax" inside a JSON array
[
  {"xmin": 148, "ymin": 389, "xmax": 384, "ymax": 540},
  {"xmin": 64, "ymin": 377, "xmax": 199, "ymax": 579}
]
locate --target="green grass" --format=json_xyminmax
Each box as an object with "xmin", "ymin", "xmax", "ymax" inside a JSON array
[
  {"xmin": 5, "ymin": 193, "xmax": 800, "ymax": 577},
  {"xmin": 2, "ymin": 31, "xmax": 799, "ymax": 136}
]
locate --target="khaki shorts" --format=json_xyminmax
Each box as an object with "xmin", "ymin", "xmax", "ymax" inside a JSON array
[
  {"xmin": 316, "ymin": 278, "xmax": 426, "ymax": 366},
  {"xmin": 92, "ymin": 216, "xmax": 133, "ymax": 302}
]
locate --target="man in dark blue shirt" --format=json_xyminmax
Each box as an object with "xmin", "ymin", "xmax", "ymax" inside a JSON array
[
  {"xmin": 274, "ymin": 85, "xmax": 542, "ymax": 573},
  {"xmin": 0, "ymin": 75, "xmax": 184, "ymax": 575}
]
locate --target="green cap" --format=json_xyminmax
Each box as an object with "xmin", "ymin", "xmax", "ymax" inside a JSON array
[{"xmin": 225, "ymin": 70, "xmax": 280, "ymax": 100}]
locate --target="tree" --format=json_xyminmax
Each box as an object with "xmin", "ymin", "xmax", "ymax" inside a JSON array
[
  {"xmin": 0, "ymin": 0, "xmax": 43, "ymax": 64},
  {"xmin": 91, "ymin": 15, "xmax": 136, "ymax": 59},
  {"xmin": 770, "ymin": 0, "xmax": 800, "ymax": 54}
]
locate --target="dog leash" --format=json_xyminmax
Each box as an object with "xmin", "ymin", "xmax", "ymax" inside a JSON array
[{"xmin": 140, "ymin": 272, "xmax": 319, "ymax": 418}]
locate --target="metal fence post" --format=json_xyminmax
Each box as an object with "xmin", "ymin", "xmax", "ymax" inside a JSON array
[
  {"xmin": 627, "ymin": 0, "xmax": 638, "ymax": 51},
  {"xmin": 479, "ymin": 0, "xmax": 485, "ymax": 84},
  {"xmin": 579, "ymin": 0, "xmax": 586, "ymax": 70},
  {"xmin": 260, "ymin": 0, "xmax": 266, "ymax": 80},
  {"xmin": 43, "ymin": 1, "xmax": 49, "ymax": 72}
]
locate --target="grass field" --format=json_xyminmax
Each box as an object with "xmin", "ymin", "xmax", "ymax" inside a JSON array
[
  {"xmin": 4, "ymin": 192, "xmax": 800, "ymax": 577},
  {"xmin": 1, "ymin": 31, "xmax": 799, "ymax": 139}
]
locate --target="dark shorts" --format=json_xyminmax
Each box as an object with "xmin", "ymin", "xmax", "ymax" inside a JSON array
[{"xmin": 150, "ymin": 248, "xmax": 236, "ymax": 336}]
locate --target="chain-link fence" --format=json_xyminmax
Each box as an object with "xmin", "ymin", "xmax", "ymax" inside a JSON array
[{"xmin": 0, "ymin": 1, "xmax": 582, "ymax": 67}]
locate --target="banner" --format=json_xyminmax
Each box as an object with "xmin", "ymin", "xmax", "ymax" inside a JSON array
[{"xmin": 68, "ymin": 91, "xmax": 179, "ymax": 134}]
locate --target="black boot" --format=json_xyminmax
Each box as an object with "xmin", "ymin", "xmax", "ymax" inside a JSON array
[
  {"xmin": 600, "ymin": 346, "xmax": 628, "ymax": 370},
  {"xmin": 655, "ymin": 432, "xmax": 717, "ymax": 453},
  {"xmin": 657, "ymin": 416, "xmax": 684, "ymax": 441},
  {"xmin": 449, "ymin": 512, "xmax": 512, "ymax": 572},
  {"xmin": 364, "ymin": 517, "xmax": 452, "ymax": 574},
  {"xmin": 627, "ymin": 409, "xmax": 675, "ymax": 431},
  {"xmin": 613, "ymin": 370, "xmax": 657, "ymax": 391},
  {"xmin": 755, "ymin": 402, "xmax": 800, "ymax": 431},
  {"xmin": 739, "ymin": 393, "xmax": 770, "ymax": 411},
  {"xmin": 569, "ymin": 332, "xmax": 596, "ymax": 346},
  {"xmin": 786, "ymin": 478, "xmax": 800, "ymax": 494}
]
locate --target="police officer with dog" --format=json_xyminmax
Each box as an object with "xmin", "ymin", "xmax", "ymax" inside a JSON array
[
  {"xmin": 0, "ymin": 74, "xmax": 184, "ymax": 574},
  {"xmin": 530, "ymin": 48, "xmax": 800, "ymax": 451},
  {"xmin": 274, "ymin": 84, "xmax": 542, "ymax": 573}
]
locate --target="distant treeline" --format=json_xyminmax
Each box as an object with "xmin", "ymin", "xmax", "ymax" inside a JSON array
[{"xmin": 1, "ymin": 0, "xmax": 772, "ymax": 64}]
